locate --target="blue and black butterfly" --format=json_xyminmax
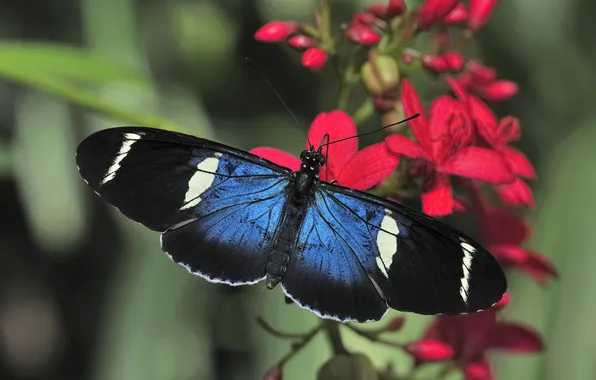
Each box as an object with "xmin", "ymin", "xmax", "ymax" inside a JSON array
[{"xmin": 75, "ymin": 126, "xmax": 506, "ymax": 322}]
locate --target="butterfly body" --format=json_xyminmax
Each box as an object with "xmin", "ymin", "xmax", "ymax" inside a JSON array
[{"xmin": 76, "ymin": 127, "xmax": 507, "ymax": 322}]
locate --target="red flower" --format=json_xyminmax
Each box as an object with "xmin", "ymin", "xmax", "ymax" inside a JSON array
[
  {"xmin": 301, "ymin": 48, "xmax": 327, "ymax": 71},
  {"xmin": 250, "ymin": 110, "xmax": 399, "ymax": 190},
  {"xmin": 469, "ymin": 185, "xmax": 558, "ymax": 284},
  {"xmin": 346, "ymin": 24, "xmax": 381, "ymax": 46},
  {"xmin": 255, "ymin": 21, "xmax": 298, "ymax": 43},
  {"xmin": 385, "ymin": 79, "xmax": 513, "ymax": 216},
  {"xmin": 468, "ymin": 0, "xmax": 499, "ymax": 32},
  {"xmin": 417, "ymin": 0, "xmax": 459, "ymax": 30},
  {"xmin": 423, "ymin": 309, "xmax": 543, "ymax": 379},
  {"xmin": 466, "ymin": 92, "xmax": 536, "ymax": 207},
  {"xmin": 456, "ymin": 61, "xmax": 518, "ymax": 102},
  {"xmin": 444, "ymin": 3, "xmax": 468, "ymax": 24}
]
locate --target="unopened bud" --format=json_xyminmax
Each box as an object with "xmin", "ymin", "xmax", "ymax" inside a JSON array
[{"xmin": 361, "ymin": 54, "xmax": 400, "ymax": 96}]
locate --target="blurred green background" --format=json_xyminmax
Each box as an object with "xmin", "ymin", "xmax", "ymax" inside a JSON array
[{"xmin": 0, "ymin": 0, "xmax": 592, "ymax": 379}]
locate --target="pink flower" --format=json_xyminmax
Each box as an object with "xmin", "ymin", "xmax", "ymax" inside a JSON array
[
  {"xmin": 251, "ymin": 110, "xmax": 399, "ymax": 190},
  {"xmin": 386, "ymin": 80, "xmax": 513, "ymax": 215}
]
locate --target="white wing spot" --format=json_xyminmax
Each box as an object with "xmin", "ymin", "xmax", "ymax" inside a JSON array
[
  {"xmin": 459, "ymin": 239, "xmax": 476, "ymax": 303},
  {"xmin": 101, "ymin": 133, "xmax": 142, "ymax": 185},
  {"xmin": 180, "ymin": 156, "xmax": 220, "ymax": 210},
  {"xmin": 376, "ymin": 210, "xmax": 399, "ymax": 278}
]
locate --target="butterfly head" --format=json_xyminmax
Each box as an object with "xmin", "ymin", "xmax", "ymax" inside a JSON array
[{"xmin": 299, "ymin": 149, "xmax": 326, "ymax": 173}]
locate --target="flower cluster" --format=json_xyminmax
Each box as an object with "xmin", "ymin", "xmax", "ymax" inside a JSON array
[{"xmin": 253, "ymin": 1, "xmax": 555, "ymax": 379}]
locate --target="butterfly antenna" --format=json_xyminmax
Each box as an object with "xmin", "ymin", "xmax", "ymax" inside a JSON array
[
  {"xmin": 326, "ymin": 113, "xmax": 421, "ymax": 146},
  {"xmin": 244, "ymin": 57, "xmax": 313, "ymax": 148}
]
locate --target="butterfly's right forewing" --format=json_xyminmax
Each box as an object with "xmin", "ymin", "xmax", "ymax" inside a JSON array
[{"xmin": 76, "ymin": 127, "xmax": 293, "ymax": 285}]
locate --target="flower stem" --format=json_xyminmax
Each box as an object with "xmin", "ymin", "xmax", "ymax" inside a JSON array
[
  {"xmin": 256, "ymin": 316, "xmax": 315, "ymax": 340},
  {"xmin": 321, "ymin": 319, "xmax": 348, "ymax": 354},
  {"xmin": 276, "ymin": 326, "xmax": 321, "ymax": 367},
  {"xmin": 352, "ymin": 98, "xmax": 375, "ymax": 126}
]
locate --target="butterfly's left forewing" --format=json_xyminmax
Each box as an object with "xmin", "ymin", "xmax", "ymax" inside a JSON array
[
  {"xmin": 282, "ymin": 182, "xmax": 506, "ymax": 322},
  {"xmin": 76, "ymin": 127, "xmax": 293, "ymax": 285}
]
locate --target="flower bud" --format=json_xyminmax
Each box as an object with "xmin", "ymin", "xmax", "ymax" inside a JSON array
[
  {"xmin": 301, "ymin": 48, "xmax": 327, "ymax": 71},
  {"xmin": 444, "ymin": 51, "xmax": 464, "ymax": 71},
  {"xmin": 361, "ymin": 54, "xmax": 400, "ymax": 96},
  {"xmin": 417, "ymin": 0, "xmax": 459, "ymax": 30},
  {"xmin": 477, "ymin": 80, "xmax": 518, "ymax": 101},
  {"xmin": 421, "ymin": 54, "xmax": 449, "ymax": 72},
  {"xmin": 317, "ymin": 353, "xmax": 377, "ymax": 380},
  {"xmin": 353, "ymin": 12, "xmax": 377, "ymax": 26},
  {"xmin": 263, "ymin": 367, "xmax": 283, "ymax": 380},
  {"xmin": 468, "ymin": 0, "xmax": 498, "ymax": 32},
  {"xmin": 444, "ymin": 3, "xmax": 468, "ymax": 24},
  {"xmin": 386, "ymin": 316, "xmax": 406, "ymax": 331},
  {"xmin": 373, "ymin": 96, "xmax": 395, "ymax": 113},
  {"xmin": 346, "ymin": 25, "xmax": 381, "ymax": 46},
  {"xmin": 288, "ymin": 35, "xmax": 315, "ymax": 51},
  {"xmin": 369, "ymin": 1, "xmax": 406, "ymax": 19},
  {"xmin": 255, "ymin": 21, "xmax": 297, "ymax": 43},
  {"xmin": 405, "ymin": 340, "xmax": 454, "ymax": 361}
]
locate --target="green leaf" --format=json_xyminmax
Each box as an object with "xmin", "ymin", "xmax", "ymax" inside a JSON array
[{"xmin": 0, "ymin": 42, "xmax": 149, "ymax": 86}]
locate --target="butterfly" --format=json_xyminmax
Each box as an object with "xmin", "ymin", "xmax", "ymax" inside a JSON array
[{"xmin": 75, "ymin": 126, "xmax": 507, "ymax": 323}]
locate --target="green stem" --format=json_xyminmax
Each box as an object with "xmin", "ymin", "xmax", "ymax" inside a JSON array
[
  {"xmin": 319, "ymin": 0, "xmax": 332, "ymax": 47},
  {"xmin": 0, "ymin": 69, "xmax": 183, "ymax": 132},
  {"xmin": 256, "ymin": 317, "xmax": 314, "ymax": 340},
  {"xmin": 277, "ymin": 326, "xmax": 321, "ymax": 367},
  {"xmin": 351, "ymin": 98, "xmax": 375, "ymax": 126},
  {"xmin": 337, "ymin": 48, "xmax": 360, "ymax": 111},
  {"xmin": 322, "ymin": 319, "xmax": 348, "ymax": 354}
]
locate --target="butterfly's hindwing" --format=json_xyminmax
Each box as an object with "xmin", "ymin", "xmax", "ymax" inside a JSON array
[
  {"xmin": 293, "ymin": 183, "xmax": 507, "ymax": 317},
  {"xmin": 281, "ymin": 190, "xmax": 389, "ymax": 323},
  {"xmin": 76, "ymin": 127, "xmax": 293, "ymax": 284}
]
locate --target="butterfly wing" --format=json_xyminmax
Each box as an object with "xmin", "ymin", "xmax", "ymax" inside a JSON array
[
  {"xmin": 76, "ymin": 127, "xmax": 292, "ymax": 284},
  {"xmin": 282, "ymin": 182, "xmax": 506, "ymax": 322}
]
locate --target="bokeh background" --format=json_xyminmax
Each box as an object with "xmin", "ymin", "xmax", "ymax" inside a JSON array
[{"xmin": 0, "ymin": 0, "xmax": 593, "ymax": 379}]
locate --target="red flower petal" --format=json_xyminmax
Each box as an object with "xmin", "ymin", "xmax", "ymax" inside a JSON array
[
  {"xmin": 385, "ymin": 134, "xmax": 428, "ymax": 159},
  {"xmin": 446, "ymin": 76, "xmax": 469, "ymax": 101},
  {"xmin": 444, "ymin": 3, "xmax": 468, "ymax": 24},
  {"xmin": 468, "ymin": 0, "xmax": 498, "ymax": 32},
  {"xmin": 336, "ymin": 142, "xmax": 400, "ymax": 190},
  {"xmin": 405, "ymin": 340, "xmax": 454, "ymax": 361},
  {"xmin": 522, "ymin": 250, "xmax": 559, "ymax": 283},
  {"xmin": 490, "ymin": 244, "xmax": 529, "ymax": 266},
  {"xmin": 308, "ymin": 110, "xmax": 358, "ymax": 178},
  {"xmin": 421, "ymin": 172, "xmax": 454, "ymax": 216},
  {"xmin": 441, "ymin": 146, "xmax": 514, "ymax": 183},
  {"xmin": 464, "ymin": 358, "xmax": 494, "ymax": 380},
  {"xmin": 487, "ymin": 323, "xmax": 544, "ymax": 353},
  {"xmin": 496, "ymin": 116, "xmax": 521, "ymax": 144},
  {"xmin": 494, "ymin": 292, "xmax": 510, "ymax": 310},
  {"xmin": 427, "ymin": 96, "xmax": 461, "ymax": 161},
  {"xmin": 479, "ymin": 207, "xmax": 531, "ymax": 247},
  {"xmin": 400, "ymin": 80, "xmax": 431, "ymax": 152},
  {"xmin": 250, "ymin": 147, "xmax": 301, "ymax": 171},
  {"xmin": 496, "ymin": 178, "xmax": 535, "ymax": 207},
  {"xmin": 469, "ymin": 96, "xmax": 498, "ymax": 145},
  {"xmin": 499, "ymin": 146, "xmax": 536, "ymax": 179}
]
